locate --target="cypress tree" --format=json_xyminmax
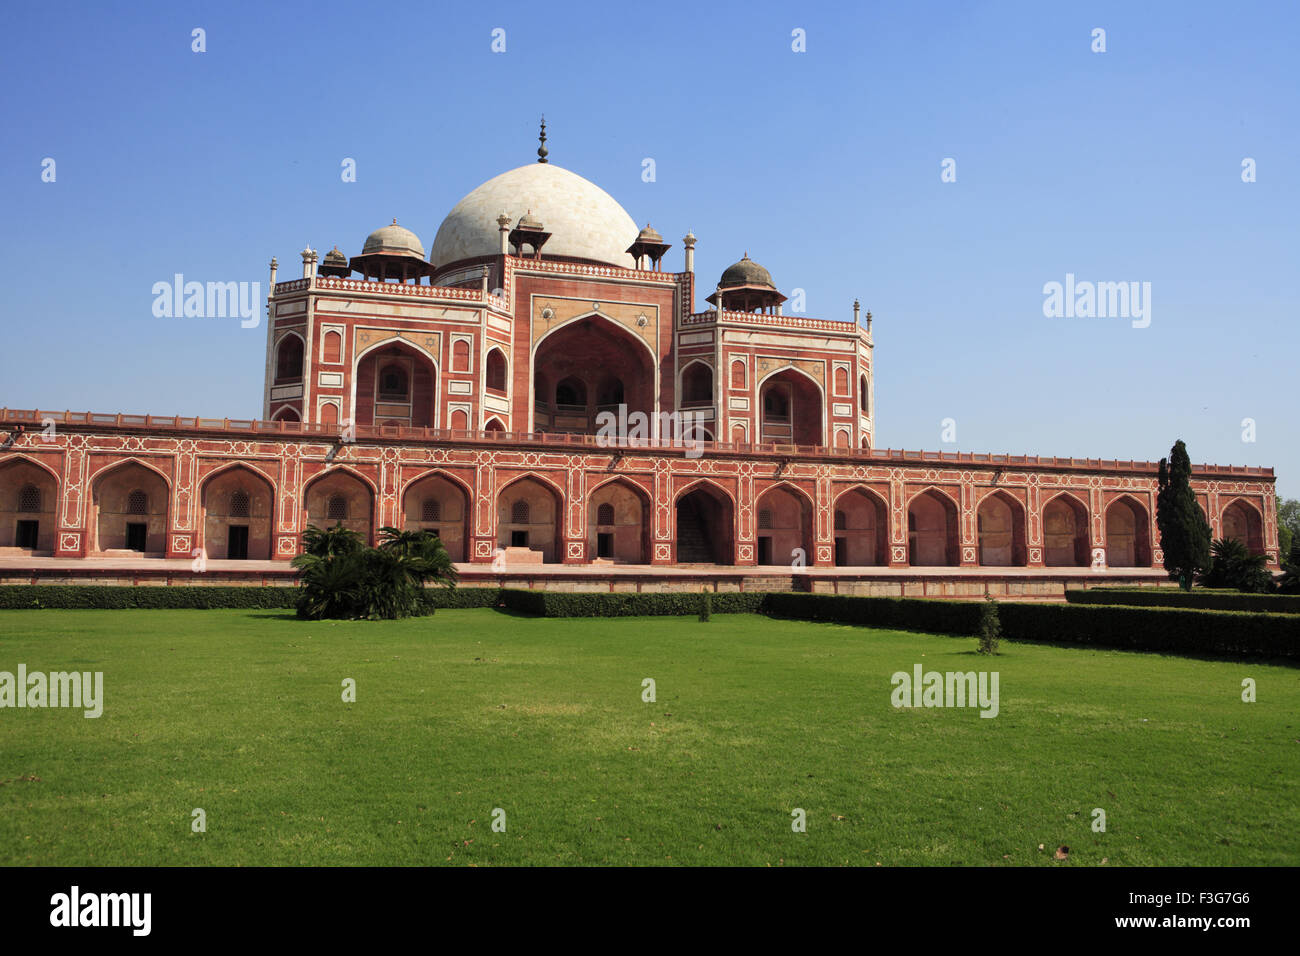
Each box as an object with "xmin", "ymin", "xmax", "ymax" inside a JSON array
[{"xmin": 1155, "ymin": 439, "xmax": 1212, "ymax": 590}]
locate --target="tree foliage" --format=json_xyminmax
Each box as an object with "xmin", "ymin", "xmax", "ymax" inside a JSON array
[{"xmin": 1155, "ymin": 440, "xmax": 1212, "ymax": 590}]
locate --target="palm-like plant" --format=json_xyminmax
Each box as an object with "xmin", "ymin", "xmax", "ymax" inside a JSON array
[
  {"xmin": 1200, "ymin": 537, "xmax": 1273, "ymax": 593},
  {"xmin": 293, "ymin": 524, "xmax": 457, "ymax": 620}
]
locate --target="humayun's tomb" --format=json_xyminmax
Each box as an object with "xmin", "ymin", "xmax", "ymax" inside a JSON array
[{"xmin": 0, "ymin": 131, "xmax": 1281, "ymax": 596}]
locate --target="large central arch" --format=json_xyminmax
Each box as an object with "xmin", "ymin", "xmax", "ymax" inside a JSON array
[{"xmin": 532, "ymin": 316, "xmax": 655, "ymax": 436}]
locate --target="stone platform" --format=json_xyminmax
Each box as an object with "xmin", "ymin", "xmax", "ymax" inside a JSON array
[{"xmin": 0, "ymin": 556, "xmax": 1173, "ymax": 601}]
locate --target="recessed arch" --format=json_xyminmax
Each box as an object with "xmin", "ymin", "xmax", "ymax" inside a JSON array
[
  {"xmin": 485, "ymin": 347, "xmax": 508, "ymax": 394},
  {"xmin": 674, "ymin": 479, "xmax": 735, "ymax": 565},
  {"xmin": 1220, "ymin": 497, "xmax": 1265, "ymax": 554},
  {"xmin": 353, "ymin": 338, "xmax": 439, "ymax": 429},
  {"xmin": 757, "ymin": 364, "xmax": 825, "ymax": 446},
  {"xmin": 199, "ymin": 463, "xmax": 275, "ymax": 559},
  {"xmin": 274, "ymin": 331, "xmax": 305, "ymax": 384},
  {"xmin": 1042, "ymin": 491, "xmax": 1089, "ymax": 567},
  {"xmin": 587, "ymin": 475, "xmax": 651, "ymax": 563},
  {"xmin": 755, "ymin": 481, "xmax": 814, "ymax": 566},
  {"xmin": 90, "ymin": 458, "xmax": 172, "ymax": 554},
  {"xmin": 1104, "ymin": 494, "xmax": 1151, "ymax": 568},
  {"xmin": 679, "ymin": 359, "xmax": 714, "ymax": 408},
  {"xmin": 907, "ymin": 487, "xmax": 959, "ymax": 566},
  {"xmin": 0, "ymin": 455, "xmax": 60, "ymax": 553},
  {"xmin": 401, "ymin": 469, "xmax": 470, "ymax": 562},
  {"xmin": 975, "ymin": 489, "xmax": 1027, "ymax": 567},
  {"xmin": 303, "ymin": 466, "xmax": 376, "ymax": 544},
  {"xmin": 497, "ymin": 474, "xmax": 564, "ymax": 563},
  {"xmin": 832, "ymin": 485, "xmax": 889, "ymax": 566},
  {"xmin": 532, "ymin": 314, "xmax": 656, "ymax": 437}
]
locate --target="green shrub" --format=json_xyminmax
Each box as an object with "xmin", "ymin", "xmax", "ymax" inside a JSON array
[
  {"xmin": 699, "ymin": 591, "xmax": 712, "ymax": 622},
  {"xmin": 499, "ymin": 590, "xmax": 764, "ymax": 618},
  {"xmin": 1200, "ymin": 538, "xmax": 1274, "ymax": 594},
  {"xmin": 292, "ymin": 524, "xmax": 458, "ymax": 620},
  {"xmin": 1066, "ymin": 587, "xmax": 1300, "ymax": 614},
  {"xmin": 999, "ymin": 602, "xmax": 1299, "ymax": 660},
  {"xmin": 977, "ymin": 595, "xmax": 1001, "ymax": 654},
  {"xmin": 762, "ymin": 592, "xmax": 983, "ymax": 635},
  {"xmin": 0, "ymin": 585, "xmax": 299, "ymax": 610}
]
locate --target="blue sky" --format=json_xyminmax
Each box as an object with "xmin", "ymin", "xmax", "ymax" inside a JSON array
[{"xmin": 2, "ymin": 0, "xmax": 1296, "ymax": 496}]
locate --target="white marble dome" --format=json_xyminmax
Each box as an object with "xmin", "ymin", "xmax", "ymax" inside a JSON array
[{"xmin": 429, "ymin": 163, "xmax": 639, "ymax": 270}]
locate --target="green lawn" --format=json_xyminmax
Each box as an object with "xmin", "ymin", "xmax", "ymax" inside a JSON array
[{"xmin": 1, "ymin": 609, "xmax": 1296, "ymax": 866}]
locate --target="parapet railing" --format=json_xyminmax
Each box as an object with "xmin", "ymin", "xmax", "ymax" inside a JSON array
[{"xmin": 0, "ymin": 408, "xmax": 1275, "ymax": 477}]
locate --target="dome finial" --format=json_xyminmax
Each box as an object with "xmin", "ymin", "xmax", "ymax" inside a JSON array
[{"xmin": 537, "ymin": 115, "xmax": 549, "ymax": 164}]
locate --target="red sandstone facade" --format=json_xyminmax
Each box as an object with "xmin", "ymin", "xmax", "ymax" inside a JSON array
[{"xmin": 0, "ymin": 157, "xmax": 1280, "ymax": 572}]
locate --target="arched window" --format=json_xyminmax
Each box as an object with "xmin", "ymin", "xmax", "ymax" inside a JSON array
[
  {"xmin": 453, "ymin": 339, "xmax": 470, "ymax": 372},
  {"xmin": 378, "ymin": 364, "xmax": 409, "ymax": 402},
  {"xmin": 18, "ymin": 484, "xmax": 40, "ymax": 513},
  {"xmin": 730, "ymin": 360, "xmax": 746, "ymax": 389},
  {"xmin": 834, "ymin": 509, "xmax": 846, "ymax": 531},
  {"xmin": 681, "ymin": 363, "xmax": 713, "ymax": 406},
  {"xmin": 555, "ymin": 377, "xmax": 586, "ymax": 407},
  {"xmin": 859, "ymin": 375, "xmax": 869, "ymax": 414},
  {"xmin": 758, "ymin": 508, "xmax": 773, "ymax": 530},
  {"xmin": 597, "ymin": 503, "xmax": 615, "ymax": 526},
  {"xmin": 486, "ymin": 349, "xmax": 507, "ymax": 393},
  {"xmin": 318, "ymin": 403, "xmax": 339, "ymax": 426},
  {"xmin": 322, "ymin": 330, "xmax": 342, "ymax": 364},
  {"xmin": 326, "ymin": 494, "xmax": 347, "ymax": 521},
  {"xmin": 511, "ymin": 500, "xmax": 530, "ymax": 524},
  {"xmin": 834, "ymin": 367, "xmax": 849, "ymax": 395},
  {"xmin": 422, "ymin": 499, "xmax": 441, "ymax": 522},
  {"xmin": 275, "ymin": 335, "xmax": 304, "ymax": 384},
  {"xmin": 274, "ymin": 406, "xmax": 300, "ymax": 422},
  {"xmin": 127, "ymin": 489, "xmax": 148, "ymax": 515},
  {"xmin": 450, "ymin": 409, "xmax": 468, "ymax": 430},
  {"xmin": 230, "ymin": 490, "xmax": 250, "ymax": 518}
]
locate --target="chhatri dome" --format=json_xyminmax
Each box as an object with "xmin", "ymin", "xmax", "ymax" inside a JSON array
[{"xmin": 429, "ymin": 122, "xmax": 639, "ymax": 271}]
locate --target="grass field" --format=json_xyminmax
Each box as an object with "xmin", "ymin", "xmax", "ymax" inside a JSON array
[{"xmin": 1, "ymin": 608, "xmax": 1297, "ymax": 866}]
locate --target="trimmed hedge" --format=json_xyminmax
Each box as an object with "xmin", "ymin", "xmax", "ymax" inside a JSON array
[
  {"xmin": 0, "ymin": 585, "xmax": 299, "ymax": 610},
  {"xmin": 763, "ymin": 592, "xmax": 982, "ymax": 636},
  {"xmin": 0, "ymin": 584, "xmax": 501, "ymax": 612},
  {"xmin": 500, "ymin": 589, "xmax": 764, "ymax": 618},
  {"xmin": 1066, "ymin": 587, "xmax": 1300, "ymax": 615},
  {"xmin": 1000, "ymin": 602, "xmax": 1299, "ymax": 660}
]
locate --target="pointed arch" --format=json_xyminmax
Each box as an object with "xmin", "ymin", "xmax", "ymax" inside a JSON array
[
  {"xmin": 975, "ymin": 488, "xmax": 1027, "ymax": 567},
  {"xmin": 1220, "ymin": 496, "xmax": 1265, "ymax": 554},
  {"xmin": 755, "ymin": 481, "xmax": 814, "ymax": 566},
  {"xmin": 588, "ymin": 475, "xmax": 652, "ymax": 563},
  {"xmin": 401, "ymin": 468, "xmax": 472, "ymax": 562},
  {"xmin": 274, "ymin": 330, "xmax": 305, "ymax": 384},
  {"xmin": 1104, "ymin": 494, "xmax": 1152, "ymax": 568},
  {"xmin": 832, "ymin": 484, "xmax": 890, "ymax": 566},
  {"xmin": 199, "ymin": 462, "xmax": 276, "ymax": 559},
  {"xmin": 674, "ymin": 478, "xmax": 735, "ymax": 565},
  {"xmin": 303, "ymin": 465, "xmax": 377, "ymax": 545},
  {"xmin": 906, "ymin": 487, "xmax": 959, "ymax": 566},
  {"xmin": 90, "ymin": 458, "xmax": 172, "ymax": 554},
  {"xmin": 1042, "ymin": 490, "xmax": 1089, "ymax": 567},
  {"xmin": 0, "ymin": 454, "xmax": 61, "ymax": 553},
  {"xmin": 497, "ymin": 473, "xmax": 564, "ymax": 563}
]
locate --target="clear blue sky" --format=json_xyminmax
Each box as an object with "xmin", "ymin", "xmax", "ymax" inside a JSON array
[{"xmin": 2, "ymin": 0, "xmax": 1295, "ymax": 496}]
